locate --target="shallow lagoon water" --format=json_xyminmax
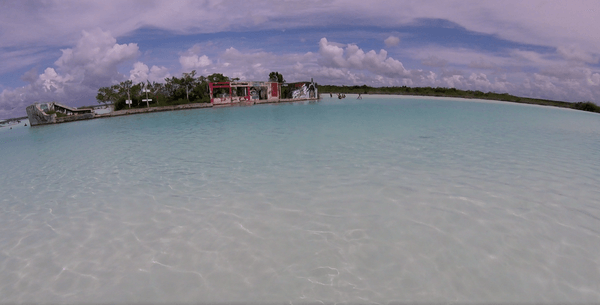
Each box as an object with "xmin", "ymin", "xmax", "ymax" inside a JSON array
[{"xmin": 1, "ymin": 96, "xmax": 599, "ymax": 303}]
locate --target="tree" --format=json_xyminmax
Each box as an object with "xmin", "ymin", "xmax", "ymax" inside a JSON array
[
  {"xmin": 96, "ymin": 72, "xmax": 227, "ymax": 109},
  {"xmin": 146, "ymin": 81, "xmax": 164, "ymax": 96},
  {"xmin": 163, "ymin": 76, "xmax": 178, "ymax": 98},
  {"xmin": 97, "ymin": 80, "xmax": 141, "ymax": 108},
  {"xmin": 180, "ymin": 70, "xmax": 198, "ymax": 101},
  {"xmin": 207, "ymin": 73, "xmax": 230, "ymax": 83},
  {"xmin": 269, "ymin": 71, "xmax": 284, "ymax": 83},
  {"xmin": 96, "ymin": 85, "xmax": 119, "ymax": 104}
]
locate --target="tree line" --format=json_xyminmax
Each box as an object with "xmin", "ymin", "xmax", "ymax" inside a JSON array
[
  {"xmin": 97, "ymin": 73, "xmax": 599, "ymax": 114},
  {"xmin": 97, "ymin": 71, "xmax": 288, "ymax": 111},
  {"xmin": 96, "ymin": 71, "xmax": 233, "ymax": 111},
  {"xmin": 318, "ymin": 85, "xmax": 600, "ymax": 113}
]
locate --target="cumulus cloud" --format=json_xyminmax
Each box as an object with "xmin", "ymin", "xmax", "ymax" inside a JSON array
[
  {"xmin": 37, "ymin": 67, "xmax": 73, "ymax": 94},
  {"xmin": 318, "ymin": 38, "xmax": 410, "ymax": 79},
  {"xmin": 53, "ymin": 28, "xmax": 139, "ymax": 87},
  {"xmin": 178, "ymin": 44, "xmax": 216, "ymax": 74},
  {"xmin": 129, "ymin": 62, "xmax": 170, "ymax": 83},
  {"xmin": 384, "ymin": 36, "xmax": 400, "ymax": 47},
  {"xmin": 314, "ymin": 38, "xmax": 515, "ymax": 89},
  {"xmin": 191, "ymin": 46, "xmax": 320, "ymax": 82},
  {"xmin": 393, "ymin": 42, "xmax": 600, "ymax": 102},
  {"xmin": 180, "ymin": 54, "xmax": 212, "ymax": 70},
  {"xmin": 3, "ymin": 17, "xmax": 600, "ymax": 119},
  {"xmin": 3, "ymin": 1, "xmax": 600, "ymax": 91},
  {"xmin": 0, "ymin": 28, "xmax": 140, "ymax": 118}
]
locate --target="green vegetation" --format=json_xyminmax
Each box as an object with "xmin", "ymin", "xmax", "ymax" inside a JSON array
[
  {"xmin": 96, "ymin": 73, "xmax": 598, "ymax": 114},
  {"xmin": 269, "ymin": 71, "xmax": 285, "ymax": 83},
  {"xmin": 44, "ymin": 110, "xmax": 67, "ymax": 117},
  {"xmin": 97, "ymin": 71, "xmax": 223, "ymax": 111},
  {"xmin": 318, "ymin": 85, "xmax": 600, "ymax": 114},
  {"xmin": 97, "ymin": 71, "xmax": 294, "ymax": 111},
  {"xmin": 572, "ymin": 102, "xmax": 600, "ymax": 112}
]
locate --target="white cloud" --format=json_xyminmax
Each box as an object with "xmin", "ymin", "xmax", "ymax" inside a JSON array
[
  {"xmin": 384, "ymin": 36, "xmax": 400, "ymax": 47},
  {"xmin": 0, "ymin": 7, "xmax": 600, "ymax": 120},
  {"xmin": 404, "ymin": 45, "xmax": 575, "ymax": 74},
  {"xmin": 205, "ymin": 47, "xmax": 318, "ymax": 82},
  {"xmin": 37, "ymin": 67, "xmax": 73, "ymax": 93},
  {"xmin": 3, "ymin": 1, "xmax": 599, "ymax": 56},
  {"xmin": 468, "ymin": 73, "xmax": 492, "ymax": 88},
  {"xmin": 178, "ymin": 44, "xmax": 216, "ymax": 74},
  {"xmin": 0, "ymin": 29, "xmax": 140, "ymax": 118},
  {"xmin": 318, "ymin": 38, "xmax": 410, "ymax": 79},
  {"xmin": 441, "ymin": 74, "xmax": 465, "ymax": 89},
  {"xmin": 317, "ymin": 38, "xmax": 346, "ymax": 67},
  {"xmin": 556, "ymin": 46, "xmax": 599, "ymax": 64},
  {"xmin": 2, "ymin": 1, "xmax": 600, "ymax": 77},
  {"xmin": 129, "ymin": 62, "xmax": 170, "ymax": 83},
  {"xmin": 179, "ymin": 55, "xmax": 212, "ymax": 71},
  {"xmin": 53, "ymin": 28, "xmax": 138, "ymax": 87},
  {"xmin": 395, "ymin": 42, "xmax": 600, "ymax": 101}
]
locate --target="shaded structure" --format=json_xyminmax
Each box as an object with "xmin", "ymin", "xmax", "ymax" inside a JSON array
[
  {"xmin": 26, "ymin": 102, "xmax": 94, "ymax": 126},
  {"xmin": 209, "ymin": 80, "xmax": 318, "ymax": 105},
  {"xmin": 209, "ymin": 81, "xmax": 281, "ymax": 105},
  {"xmin": 284, "ymin": 81, "xmax": 318, "ymax": 99}
]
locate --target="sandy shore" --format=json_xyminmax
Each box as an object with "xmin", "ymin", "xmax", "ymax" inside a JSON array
[{"xmin": 326, "ymin": 93, "xmax": 595, "ymax": 112}]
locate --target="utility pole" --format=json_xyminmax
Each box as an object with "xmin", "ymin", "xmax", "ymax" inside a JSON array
[
  {"xmin": 126, "ymin": 83, "xmax": 132, "ymax": 108},
  {"xmin": 142, "ymin": 82, "xmax": 152, "ymax": 108}
]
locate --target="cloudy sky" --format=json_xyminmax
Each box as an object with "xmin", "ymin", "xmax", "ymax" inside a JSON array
[{"xmin": 1, "ymin": 0, "xmax": 599, "ymax": 119}]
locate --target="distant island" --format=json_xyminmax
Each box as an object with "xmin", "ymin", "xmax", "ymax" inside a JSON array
[{"xmin": 318, "ymin": 85, "xmax": 600, "ymax": 114}]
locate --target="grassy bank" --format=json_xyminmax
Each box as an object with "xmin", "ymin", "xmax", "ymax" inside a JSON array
[{"xmin": 318, "ymin": 85, "xmax": 600, "ymax": 114}]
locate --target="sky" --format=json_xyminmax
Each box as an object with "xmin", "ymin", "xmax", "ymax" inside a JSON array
[{"xmin": 1, "ymin": 0, "xmax": 600, "ymax": 119}]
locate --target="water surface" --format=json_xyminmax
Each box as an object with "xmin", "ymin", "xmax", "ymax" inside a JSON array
[{"xmin": 1, "ymin": 96, "xmax": 599, "ymax": 303}]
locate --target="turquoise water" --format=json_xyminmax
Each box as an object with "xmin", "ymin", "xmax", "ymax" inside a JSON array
[{"xmin": 1, "ymin": 96, "xmax": 599, "ymax": 303}]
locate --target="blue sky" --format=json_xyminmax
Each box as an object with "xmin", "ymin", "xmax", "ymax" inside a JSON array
[{"xmin": 1, "ymin": 0, "xmax": 600, "ymax": 119}]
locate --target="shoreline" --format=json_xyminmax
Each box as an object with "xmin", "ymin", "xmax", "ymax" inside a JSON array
[
  {"xmin": 319, "ymin": 87, "xmax": 600, "ymax": 114},
  {"xmin": 12, "ymin": 92, "xmax": 598, "ymax": 125},
  {"xmin": 27, "ymin": 97, "xmax": 320, "ymax": 127},
  {"xmin": 334, "ymin": 93, "xmax": 589, "ymax": 108}
]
